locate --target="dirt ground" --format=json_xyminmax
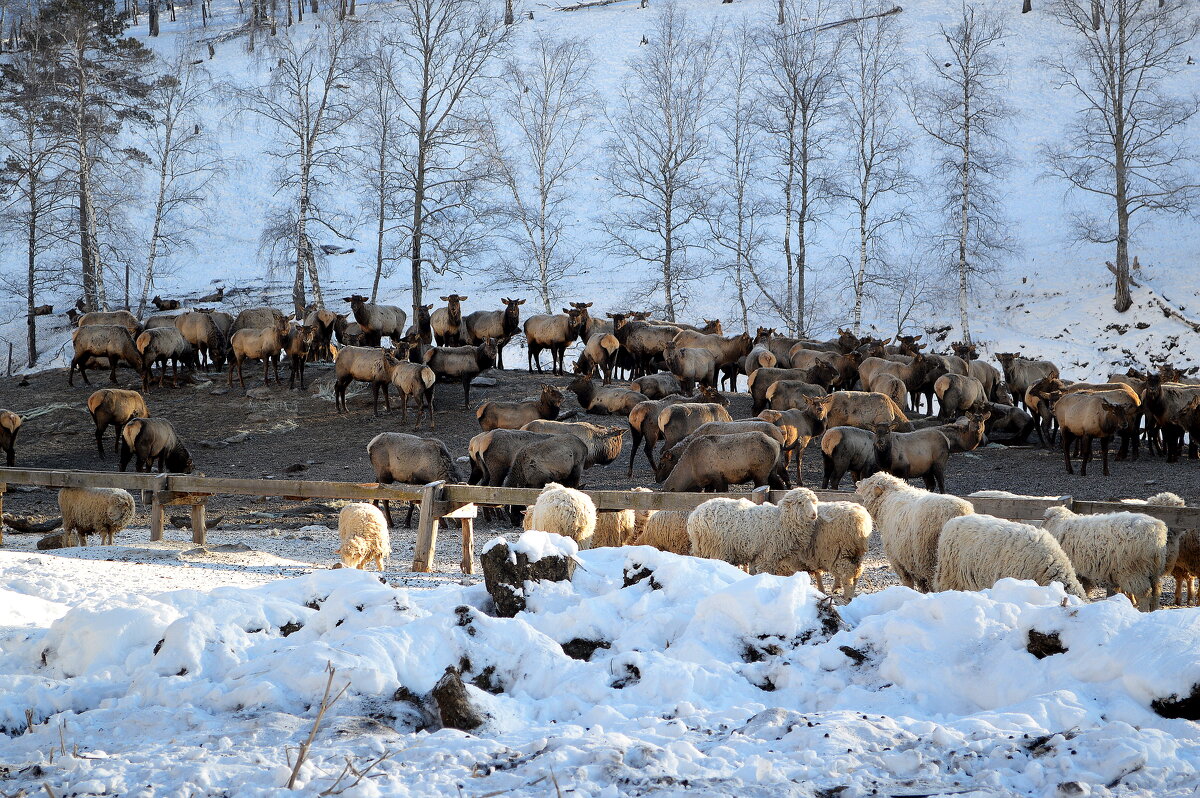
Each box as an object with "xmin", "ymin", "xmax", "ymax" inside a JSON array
[{"xmin": 1, "ymin": 357, "xmax": 1197, "ymax": 598}]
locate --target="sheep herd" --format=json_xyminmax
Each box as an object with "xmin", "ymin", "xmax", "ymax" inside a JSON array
[{"xmin": 3, "ymin": 292, "xmax": 1200, "ymax": 609}]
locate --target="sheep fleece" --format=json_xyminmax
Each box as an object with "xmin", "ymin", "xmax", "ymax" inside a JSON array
[
  {"xmin": 336, "ymin": 503, "xmax": 391, "ymax": 570},
  {"xmin": 1042, "ymin": 507, "xmax": 1169, "ymax": 600},
  {"xmin": 530, "ymin": 483, "xmax": 597, "ymax": 549},
  {"xmin": 58, "ymin": 487, "xmax": 136, "ymax": 546},
  {"xmin": 934, "ymin": 514, "xmax": 1087, "ymax": 599}
]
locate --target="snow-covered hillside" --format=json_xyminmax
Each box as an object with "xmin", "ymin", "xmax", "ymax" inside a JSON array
[
  {"xmin": 4, "ymin": 536, "xmax": 1200, "ymax": 795},
  {"xmin": 1, "ymin": 0, "xmax": 1198, "ymax": 380}
]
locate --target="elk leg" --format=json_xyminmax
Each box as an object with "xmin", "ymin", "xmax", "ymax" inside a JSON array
[
  {"xmin": 1062, "ymin": 430, "xmax": 1075, "ymax": 474},
  {"xmin": 1100, "ymin": 435, "xmax": 1110, "ymax": 476}
]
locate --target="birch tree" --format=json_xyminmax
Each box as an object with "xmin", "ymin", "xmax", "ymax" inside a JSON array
[
  {"xmin": 757, "ymin": 0, "xmax": 842, "ymax": 336},
  {"xmin": 834, "ymin": 0, "xmax": 914, "ymax": 334},
  {"xmin": 603, "ymin": 1, "xmax": 718, "ymax": 321},
  {"xmin": 487, "ymin": 33, "xmax": 594, "ymax": 312},
  {"xmin": 1044, "ymin": 0, "xmax": 1200, "ymax": 313},
  {"xmin": 907, "ymin": 3, "xmax": 1013, "ymax": 344},
  {"xmin": 0, "ymin": 28, "xmax": 74, "ymax": 367},
  {"xmin": 137, "ymin": 49, "xmax": 222, "ymax": 317},
  {"xmin": 383, "ymin": 0, "xmax": 509, "ymax": 326},
  {"xmin": 234, "ymin": 20, "xmax": 361, "ymax": 316}
]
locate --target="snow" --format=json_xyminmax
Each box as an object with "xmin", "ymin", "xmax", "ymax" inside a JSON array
[
  {"xmin": 3, "ymin": 0, "xmax": 1199, "ymax": 381},
  {"xmin": 3, "ymin": 538, "xmax": 1200, "ymax": 796},
  {"xmin": 484, "ymin": 529, "xmax": 580, "ymax": 563}
]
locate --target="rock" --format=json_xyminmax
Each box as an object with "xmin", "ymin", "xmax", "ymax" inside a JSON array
[
  {"xmin": 1152, "ymin": 684, "xmax": 1200, "ymax": 720},
  {"xmin": 224, "ymin": 431, "xmax": 251, "ymax": 444},
  {"xmin": 470, "ymin": 376, "xmax": 498, "ymax": 388},
  {"xmin": 1027, "ymin": 629, "xmax": 1068, "ymax": 659},
  {"xmin": 480, "ymin": 539, "xmax": 575, "ymax": 618},
  {"xmin": 245, "ymin": 387, "xmax": 274, "ymax": 400},
  {"xmin": 36, "ymin": 531, "xmax": 74, "ymax": 550},
  {"xmin": 431, "ymin": 667, "xmax": 485, "ymax": 731},
  {"xmin": 209, "ymin": 387, "xmax": 229, "ymax": 396},
  {"xmin": 199, "ymin": 439, "xmax": 229, "ymax": 449},
  {"xmin": 561, "ymin": 638, "xmax": 611, "ymax": 661},
  {"xmin": 283, "ymin": 462, "xmax": 309, "ymax": 473}
]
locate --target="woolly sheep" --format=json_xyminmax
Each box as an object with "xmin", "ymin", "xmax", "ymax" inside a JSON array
[
  {"xmin": 336, "ymin": 502, "xmax": 391, "ymax": 571},
  {"xmin": 773, "ymin": 500, "xmax": 874, "ymax": 599},
  {"xmin": 1121, "ymin": 492, "xmax": 1188, "ymax": 603},
  {"xmin": 687, "ymin": 488, "xmax": 818, "ymax": 574},
  {"xmin": 856, "ymin": 472, "xmax": 974, "ymax": 592},
  {"xmin": 590, "ymin": 487, "xmax": 653, "ymax": 548},
  {"xmin": 59, "ymin": 487, "xmax": 136, "ymax": 546},
  {"xmin": 631, "ymin": 511, "xmax": 690, "ymax": 555},
  {"xmin": 529, "ymin": 483, "xmax": 598, "ymax": 549},
  {"xmin": 1043, "ymin": 506, "xmax": 1172, "ymax": 611},
  {"xmin": 934, "ymin": 514, "xmax": 1087, "ymax": 599}
]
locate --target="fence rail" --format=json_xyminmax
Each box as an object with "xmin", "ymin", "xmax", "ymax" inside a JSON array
[{"xmin": 1, "ymin": 468, "xmax": 1197, "ymax": 575}]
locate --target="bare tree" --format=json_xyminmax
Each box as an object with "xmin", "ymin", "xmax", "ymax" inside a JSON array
[
  {"xmin": 1044, "ymin": 0, "xmax": 1200, "ymax": 313},
  {"xmin": 907, "ymin": 2, "xmax": 1014, "ymax": 344},
  {"xmin": 382, "ymin": 0, "xmax": 510, "ymax": 327},
  {"xmin": 603, "ymin": 1, "xmax": 718, "ymax": 322},
  {"xmin": 487, "ymin": 33, "xmax": 594, "ymax": 312},
  {"xmin": 833, "ymin": 0, "xmax": 914, "ymax": 334},
  {"xmin": 0, "ymin": 27, "xmax": 74, "ymax": 367},
  {"xmin": 757, "ymin": 0, "xmax": 842, "ymax": 336},
  {"xmin": 136, "ymin": 47, "xmax": 223, "ymax": 317},
  {"xmin": 232, "ymin": 19, "xmax": 361, "ymax": 316},
  {"xmin": 705, "ymin": 21, "xmax": 772, "ymax": 333}
]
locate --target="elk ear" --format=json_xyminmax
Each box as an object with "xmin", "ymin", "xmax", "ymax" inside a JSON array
[
  {"xmin": 439, "ymin": 296, "xmax": 449, "ymax": 301},
  {"xmin": 460, "ymin": 296, "xmax": 468, "ymax": 301},
  {"xmin": 881, "ymin": 337, "xmax": 892, "ymax": 345},
  {"xmin": 518, "ymin": 299, "xmax": 526, "ymax": 305},
  {"xmin": 583, "ymin": 302, "xmax": 593, "ymax": 308}
]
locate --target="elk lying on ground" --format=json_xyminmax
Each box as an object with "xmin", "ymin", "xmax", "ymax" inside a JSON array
[
  {"xmin": 424, "ymin": 339, "xmax": 497, "ymax": 410},
  {"xmin": 631, "ymin": 372, "xmax": 682, "ymax": 399},
  {"xmin": 476, "ymin": 384, "xmax": 564, "ymax": 432},
  {"xmin": 465, "ymin": 297, "xmax": 524, "ymax": 369},
  {"xmin": 568, "ymin": 372, "xmax": 646, "ymax": 416},
  {"xmin": 151, "ymin": 296, "xmax": 181, "ymax": 311}
]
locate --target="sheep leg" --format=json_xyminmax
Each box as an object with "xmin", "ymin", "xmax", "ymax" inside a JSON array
[{"xmin": 812, "ymin": 571, "xmax": 826, "ymax": 594}]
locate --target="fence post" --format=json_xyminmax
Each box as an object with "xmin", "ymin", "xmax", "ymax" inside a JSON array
[
  {"xmin": 411, "ymin": 480, "xmax": 446, "ymax": 573},
  {"xmin": 191, "ymin": 500, "xmax": 207, "ymax": 545},
  {"xmin": 750, "ymin": 485, "xmax": 771, "ymax": 504},
  {"xmin": 0, "ymin": 481, "xmax": 6, "ymax": 547}
]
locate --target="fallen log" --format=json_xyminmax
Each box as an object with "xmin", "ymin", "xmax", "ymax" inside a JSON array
[{"xmin": 3, "ymin": 514, "xmax": 64, "ymax": 535}]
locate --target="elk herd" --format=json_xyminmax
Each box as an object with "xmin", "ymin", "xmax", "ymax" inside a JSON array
[{"xmin": 2, "ymin": 292, "xmax": 1199, "ymax": 507}]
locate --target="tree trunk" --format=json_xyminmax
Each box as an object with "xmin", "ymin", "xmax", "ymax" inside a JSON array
[
  {"xmin": 781, "ymin": 132, "xmax": 796, "ymax": 334},
  {"xmin": 295, "ymin": 158, "xmax": 311, "ymax": 317},
  {"xmin": 371, "ymin": 141, "xmax": 386, "ymax": 302},
  {"xmin": 1091, "ymin": 0, "xmax": 1100, "ymax": 31},
  {"xmin": 149, "ymin": 0, "xmax": 159, "ymax": 36},
  {"xmin": 410, "ymin": 151, "xmax": 427, "ymax": 329},
  {"xmin": 1022, "ymin": 0, "xmax": 1031, "ymax": 12},
  {"xmin": 854, "ymin": 198, "xmax": 867, "ymax": 335},
  {"xmin": 505, "ymin": 0, "xmax": 513, "ymax": 25},
  {"xmin": 662, "ymin": 203, "xmax": 676, "ymax": 322},
  {"xmin": 958, "ymin": 83, "xmax": 972, "ymax": 344},
  {"xmin": 796, "ymin": 124, "xmax": 810, "ymax": 337},
  {"xmin": 26, "ymin": 193, "xmax": 37, "ymax": 368},
  {"xmin": 777, "ymin": 0, "xmax": 785, "ymax": 25}
]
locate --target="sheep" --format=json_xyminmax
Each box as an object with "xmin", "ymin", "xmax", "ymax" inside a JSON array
[
  {"xmin": 303, "ymin": 308, "xmax": 338, "ymax": 362},
  {"xmin": 661, "ymin": 431, "xmax": 788, "ymax": 492},
  {"xmin": 749, "ymin": 364, "xmax": 839, "ymax": 414},
  {"xmin": 631, "ymin": 510, "xmax": 690, "ymax": 554},
  {"xmin": 476, "ymin": 384, "xmax": 564, "ymax": 432},
  {"xmin": 687, "ymin": 488, "xmax": 818, "ymax": 574},
  {"xmin": 759, "ymin": 404, "xmax": 828, "ymax": 484},
  {"xmin": 367, "ymin": 432, "xmax": 463, "ymax": 527},
  {"xmin": 1053, "ymin": 391, "xmax": 1129, "ymax": 475},
  {"xmin": 567, "ymin": 372, "xmax": 646, "ymax": 416},
  {"xmin": 284, "ymin": 323, "xmax": 316, "ymax": 389},
  {"xmin": 820, "ymin": 426, "xmax": 880, "ymax": 490},
  {"xmin": 424, "ymin": 339, "xmax": 498, "ymax": 410},
  {"xmin": 814, "ymin": 391, "xmax": 913, "ymax": 432},
  {"xmin": 1120, "ymin": 492, "xmax": 1193, "ymax": 604},
  {"xmin": 520, "ymin": 419, "xmax": 625, "ymax": 467},
  {"xmin": 336, "ymin": 503, "xmax": 391, "ymax": 571},
  {"xmin": 773, "ymin": 498, "xmax": 874, "ymax": 599},
  {"xmin": 856, "ymin": 472, "xmax": 974, "ymax": 592},
  {"xmin": 87, "ymin": 389, "xmax": 148, "ymax": 459},
  {"xmin": 230, "ymin": 306, "xmax": 286, "ymax": 336},
  {"xmin": 934, "ymin": 514, "xmax": 1087, "ymax": 598},
  {"xmin": 175, "ymin": 311, "xmax": 227, "ymax": 370},
  {"xmin": 228, "ymin": 316, "xmax": 291, "ymax": 389},
  {"xmin": 657, "ymin": 400, "xmax": 734, "ymax": 450},
  {"xmin": 388, "ymin": 346, "xmax": 438, "ymax": 429},
  {"xmin": 528, "ymin": 483, "xmax": 598, "ymax": 549},
  {"xmin": 151, "ymin": 296, "xmax": 181, "ymax": 311},
  {"xmin": 0, "ymin": 410, "xmax": 22, "ymax": 466},
  {"xmin": 69, "ymin": 325, "xmax": 143, "ymax": 386},
  {"xmin": 343, "ymin": 294, "xmax": 407, "ymax": 345},
  {"xmin": 766, "ymin": 379, "xmax": 827, "ymax": 411},
  {"xmin": 431, "ymin": 293, "xmax": 468, "ymax": 346},
  {"xmin": 77, "ymin": 310, "xmax": 141, "ymax": 335},
  {"xmin": 334, "ymin": 346, "xmax": 399, "ymax": 415},
  {"xmin": 1043, "ymin": 506, "xmax": 1172, "ymax": 611},
  {"xmin": 58, "ymin": 487, "xmax": 136, "ymax": 547},
  {"xmin": 631, "ymin": 372, "xmax": 683, "ymax": 399},
  {"xmin": 934, "ymin": 373, "xmax": 988, "ymax": 418},
  {"xmin": 119, "ymin": 417, "xmax": 193, "ymax": 474},
  {"xmin": 136, "ymin": 327, "xmax": 193, "ymax": 389},
  {"xmin": 525, "ymin": 308, "xmax": 585, "ymax": 375},
  {"xmin": 590, "ymin": 488, "xmax": 653, "ymax": 548},
  {"xmin": 465, "ymin": 297, "xmax": 525, "ymax": 369},
  {"xmin": 663, "ymin": 340, "xmax": 717, "ymax": 394}
]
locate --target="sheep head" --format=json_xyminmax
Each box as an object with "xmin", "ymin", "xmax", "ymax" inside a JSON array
[{"xmin": 779, "ymin": 488, "xmax": 818, "ymax": 527}]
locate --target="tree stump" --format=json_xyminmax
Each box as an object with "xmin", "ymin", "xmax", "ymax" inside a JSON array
[{"xmin": 480, "ymin": 539, "xmax": 576, "ymax": 618}]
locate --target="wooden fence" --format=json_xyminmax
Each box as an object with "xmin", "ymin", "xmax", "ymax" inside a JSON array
[{"xmin": 2, "ymin": 467, "xmax": 1198, "ymax": 576}]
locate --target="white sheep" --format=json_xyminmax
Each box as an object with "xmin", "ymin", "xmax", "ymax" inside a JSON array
[
  {"xmin": 687, "ymin": 488, "xmax": 819, "ymax": 574},
  {"xmin": 631, "ymin": 510, "xmax": 691, "ymax": 555},
  {"xmin": 529, "ymin": 483, "xmax": 597, "ymax": 549},
  {"xmin": 1043, "ymin": 505, "xmax": 1172, "ymax": 611},
  {"xmin": 336, "ymin": 502, "xmax": 391, "ymax": 571},
  {"xmin": 857, "ymin": 472, "xmax": 974, "ymax": 592},
  {"xmin": 58, "ymin": 487, "xmax": 136, "ymax": 546},
  {"xmin": 590, "ymin": 487, "xmax": 653, "ymax": 548},
  {"xmin": 775, "ymin": 500, "xmax": 874, "ymax": 599},
  {"xmin": 1120, "ymin": 492, "xmax": 1189, "ymax": 601},
  {"xmin": 934, "ymin": 514, "xmax": 1087, "ymax": 599}
]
